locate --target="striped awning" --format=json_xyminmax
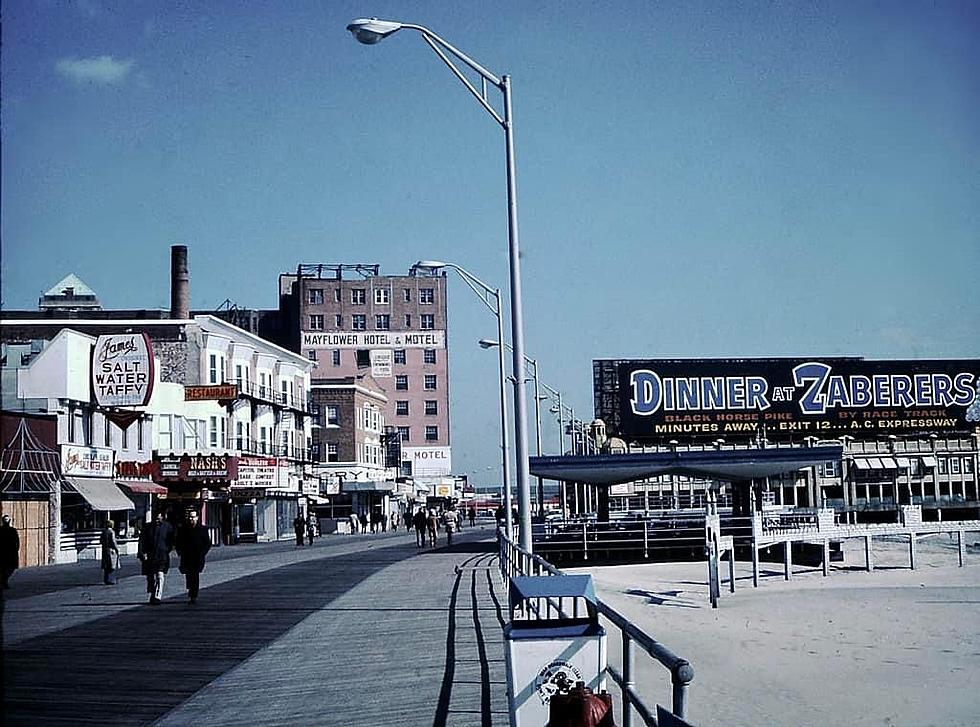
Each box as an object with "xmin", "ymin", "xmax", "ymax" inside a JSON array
[
  {"xmin": 117, "ymin": 480, "xmax": 168, "ymax": 495},
  {"xmin": 921, "ymin": 456, "xmax": 937, "ymax": 468},
  {"xmin": 879, "ymin": 457, "xmax": 899, "ymax": 469},
  {"xmin": 895, "ymin": 457, "xmax": 913, "ymax": 470}
]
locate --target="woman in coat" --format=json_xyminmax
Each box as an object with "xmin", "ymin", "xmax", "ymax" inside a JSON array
[{"xmin": 100, "ymin": 520, "xmax": 119, "ymax": 585}]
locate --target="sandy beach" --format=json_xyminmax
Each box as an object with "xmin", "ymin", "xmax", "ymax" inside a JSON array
[{"xmin": 571, "ymin": 533, "xmax": 980, "ymax": 726}]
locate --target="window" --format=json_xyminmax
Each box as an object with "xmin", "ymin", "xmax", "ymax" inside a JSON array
[
  {"xmin": 104, "ymin": 416, "xmax": 111, "ymax": 446},
  {"xmin": 396, "ymin": 401, "xmax": 409, "ymax": 416},
  {"xmin": 352, "ymin": 314, "xmax": 366, "ymax": 330},
  {"xmin": 374, "ymin": 288, "xmax": 389, "ymax": 305},
  {"xmin": 938, "ymin": 458, "xmax": 948, "ymax": 475},
  {"xmin": 351, "ymin": 288, "xmax": 366, "ymax": 305},
  {"xmin": 138, "ymin": 418, "xmax": 146, "ymax": 450},
  {"xmin": 334, "ymin": 314, "xmax": 342, "ymax": 327},
  {"xmin": 819, "ymin": 461, "xmax": 840, "ymax": 478},
  {"xmin": 423, "ymin": 349, "xmax": 436, "ymax": 365},
  {"xmin": 403, "ymin": 288, "xmax": 411, "ymax": 302},
  {"xmin": 157, "ymin": 415, "xmax": 173, "ymax": 449},
  {"xmin": 309, "ymin": 314, "xmax": 324, "ymax": 330},
  {"xmin": 210, "ymin": 416, "xmax": 219, "ymax": 447},
  {"xmin": 121, "ymin": 422, "xmax": 129, "ymax": 449},
  {"xmin": 309, "ymin": 288, "xmax": 324, "ymax": 305},
  {"xmin": 326, "ymin": 405, "xmax": 339, "ymax": 425},
  {"xmin": 259, "ymin": 426, "xmax": 269, "ymax": 454},
  {"xmin": 235, "ymin": 363, "xmax": 244, "ymax": 383},
  {"xmin": 334, "ymin": 288, "xmax": 341, "ymax": 303},
  {"xmin": 420, "ymin": 314, "xmax": 435, "ymax": 330},
  {"xmin": 425, "ymin": 400, "xmax": 438, "ymax": 415},
  {"xmin": 375, "ymin": 314, "xmax": 390, "ymax": 330},
  {"xmin": 424, "ymin": 374, "xmax": 437, "ymax": 390},
  {"xmin": 395, "ymin": 375, "xmax": 409, "ymax": 391},
  {"xmin": 397, "ymin": 426, "xmax": 410, "ymax": 442},
  {"xmin": 425, "ymin": 426, "xmax": 438, "ymax": 441},
  {"xmin": 420, "ymin": 288, "xmax": 434, "ymax": 304},
  {"xmin": 404, "ymin": 314, "xmax": 412, "ymax": 327},
  {"xmin": 393, "ymin": 349, "xmax": 406, "ymax": 365},
  {"xmin": 307, "ymin": 349, "xmax": 317, "ymax": 361},
  {"xmin": 332, "ymin": 349, "xmax": 341, "ymax": 366},
  {"xmin": 183, "ymin": 418, "xmax": 203, "ymax": 449},
  {"xmin": 964, "ymin": 458, "xmax": 974, "ymax": 474},
  {"xmin": 259, "ymin": 372, "xmax": 268, "ymax": 397},
  {"xmin": 356, "ymin": 349, "xmax": 370, "ymax": 368},
  {"xmin": 951, "ymin": 458, "xmax": 961, "ymax": 475},
  {"xmin": 81, "ymin": 410, "xmax": 92, "ymax": 445},
  {"xmin": 327, "ymin": 443, "xmax": 339, "ymax": 462},
  {"xmin": 209, "ymin": 353, "xmax": 224, "ymax": 384}
]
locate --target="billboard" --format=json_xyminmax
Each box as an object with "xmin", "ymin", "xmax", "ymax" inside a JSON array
[
  {"xmin": 62, "ymin": 445, "xmax": 114, "ymax": 478},
  {"xmin": 92, "ymin": 333, "xmax": 155, "ymax": 407},
  {"xmin": 613, "ymin": 358, "xmax": 980, "ymax": 440}
]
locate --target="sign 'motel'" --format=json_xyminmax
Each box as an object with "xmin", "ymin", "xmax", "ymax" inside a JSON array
[
  {"xmin": 616, "ymin": 358, "xmax": 980, "ymax": 440},
  {"xmin": 91, "ymin": 333, "xmax": 155, "ymax": 408},
  {"xmin": 301, "ymin": 330, "xmax": 445, "ymax": 350}
]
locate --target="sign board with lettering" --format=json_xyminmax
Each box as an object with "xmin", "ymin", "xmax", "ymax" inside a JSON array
[
  {"xmin": 370, "ymin": 349, "xmax": 392, "ymax": 378},
  {"xmin": 185, "ymin": 384, "xmax": 239, "ymax": 401},
  {"xmin": 154, "ymin": 453, "xmax": 238, "ymax": 481},
  {"xmin": 235, "ymin": 456, "xmax": 280, "ymax": 487},
  {"xmin": 92, "ymin": 333, "xmax": 155, "ymax": 407},
  {"xmin": 62, "ymin": 445, "xmax": 114, "ymax": 478},
  {"xmin": 403, "ymin": 446, "xmax": 452, "ymax": 476},
  {"xmin": 606, "ymin": 358, "xmax": 980, "ymax": 441},
  {"xmin": 302, "ymin": 331, "xmax": 445, "ymax": 350}
]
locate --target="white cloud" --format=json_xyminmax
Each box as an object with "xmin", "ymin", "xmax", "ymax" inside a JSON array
[{"xmin": 56, "ymin": 55, "xmax": 135, "ymax": 85}]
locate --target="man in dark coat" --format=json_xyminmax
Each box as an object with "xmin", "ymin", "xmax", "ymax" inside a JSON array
[
  {"xmin": 412, "ymin": 507, "xmax": 427, "ymax": 548},
  {"xmin": 175, "ymin": 509, "xmax": 211, "ymax": 604},
  {"xmin": 138, "ymin": 509, "xmax": 175, "ymax": 605},
  {"xmin": 293, "ymin": 514, "xmax": 305, "ymax": 546},
  {"xmin": 0, "ymin": 513, "xmax": 20, "ymax": 590}
]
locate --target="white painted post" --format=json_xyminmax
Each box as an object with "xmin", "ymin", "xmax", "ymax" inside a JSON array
[
  {"xmin": 958, "ymin": 530, "xmax": 965, "ymax": 567},
  {"xmin": 865, "ymin": 535, "xmax": 873, "ymax": 571},
  {"xmin": 784, "ymin": 540, "xmax": 792, "ymax": 581},
  {"xmin": 909, "ymin": 532, "xmax": 917, "ymax": 570},
  {"xmin": 822, "ymin": 540, "xmax": 829, "ymax": 577}
]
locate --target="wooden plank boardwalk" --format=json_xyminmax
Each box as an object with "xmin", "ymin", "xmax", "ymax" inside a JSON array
[{"xmin": 1, "ymin": 527, "xmax": 511, "ymax": 726}]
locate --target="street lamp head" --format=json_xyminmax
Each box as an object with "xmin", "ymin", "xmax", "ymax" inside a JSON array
[
  {"xmin": 415, "ymin": 260, "xmax": 447, "ymax": 270},
  {"xmin": 346, "ymin": 18, "xmax": 403, "ymax": 45},
  {"xmin": 478, "ymin": 338, "xmax": 500, "ymax": 349}
]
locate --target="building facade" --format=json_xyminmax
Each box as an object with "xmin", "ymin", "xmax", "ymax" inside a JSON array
[
  {"xmin": 1, "ymin": 314, "xmax": 315, "ymax": 562},
  {"xmin": 285, "ymin": 263, "xmax": 452, "ymax": 479}
]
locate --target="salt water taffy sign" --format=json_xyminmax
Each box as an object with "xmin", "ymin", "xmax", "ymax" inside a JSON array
[{"xmin": 91, "ymin": 333, "xmax": 155, "ymax": 407}]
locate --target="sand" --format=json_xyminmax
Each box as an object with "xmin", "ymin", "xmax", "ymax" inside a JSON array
[{"xmin": 569, "ymin": 533, "xmax": 980, "ymax": 726}]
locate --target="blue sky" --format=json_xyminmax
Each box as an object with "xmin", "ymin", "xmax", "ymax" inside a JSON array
[{"xmin": 3, "ymin": 1, "xmax": 978, "ymax": 485}]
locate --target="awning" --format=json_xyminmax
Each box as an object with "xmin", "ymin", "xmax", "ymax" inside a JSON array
[
  {"xmin": 895, "ymin": 457, "xmax": 913, "ymax": 470},
  {"xmin": 117, "ymin": 480, "xmax": 168, "ymax": 495},
  {"xmin": 528, "ymin": 445, "xmax": 844, "ymax": 486},
  {"xmin": 853, "ymin": 459, "xmax": 871, "ymax": 470},
  {"xmin": 66, "ymin": 478, "xmax": 135, "ymax": 511},
  {"xmin": 342, "ymin": 480, "xmax": 396, "ymax": 493},
  {"xmin": 921, "ymin": 456, "xmax": 937, "ymax": 469},
  {"xmin": 866, "ymin": 457, "xmax": 884, "ymax": 469},
  {"xmin": 879, "ymin": 457, "xmax": 899, "ymax": 470}
]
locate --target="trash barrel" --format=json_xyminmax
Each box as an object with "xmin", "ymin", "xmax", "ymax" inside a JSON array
[{"xmin": 504, "ymin": 575, "xmax": 607, "ymax": 726}]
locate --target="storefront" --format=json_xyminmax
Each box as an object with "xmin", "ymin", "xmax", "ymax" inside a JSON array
[{"xmin": 154, "ymin": 452, "xmax": 238, "ymax": 545}]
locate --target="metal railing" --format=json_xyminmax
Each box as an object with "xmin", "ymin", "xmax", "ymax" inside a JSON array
[
  {"xmin": 232, "ymin": 378, "xmax": 310, "ymax": 413},
  {"xmin": 499, "ymin": 530, "xmax": 694, "ymax": 726}
]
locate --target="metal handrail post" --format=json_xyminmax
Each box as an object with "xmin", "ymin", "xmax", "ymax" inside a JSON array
[
  {"xmin": 622, "ymin": 632, "xmax": 635, "ymax": 727},
  {"xmin": 672, "ymin": 661, "xmax": 695, "ymax": 719}
]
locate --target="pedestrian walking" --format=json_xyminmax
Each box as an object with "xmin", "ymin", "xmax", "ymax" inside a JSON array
[
  {"xmin": 293, "ymin": 514, "xmax": 306, "ymax": 546},
  {"xmin": 413, "ymin": 507, "xmax": 427, "ymax": 548},
  {"xmin": 349, "ymin": 512, "xmax": 359, "ymax": 534},
  {"xmin": 442, "ymin": 508, "xmax": 458, "ymax": 546},
  {"xmin": 390, "ymin": 512, "xmax": 398, "ymax": 532},
  {"xmin": 404, "ymin": 509, "xmax": 413, "ymax": 532},
  {"xmin": 359, "ymin": 512, "xmax": 368, "ymax": 534},
  {"xmin": 0, "ymin": 513, "xmax": 20, "ymax": 590},
  {"xmin": 426, "ymin": 508, "xmax": 439, "ymax": 548},
  {"xmin": 306, "ymin": 511, "xmax": 317, "ymax": 545},
  {"xmin": 468, "ymin": 506, "xmax": 476, "ymax": 528},
  {"xmin": 175, "ymin": 509, "xmax": 211, "ymax": 604},
  {"xmin": 137, "ymin": 509, "xmax": 175, "ymax": 605},
  {"xmin": 100, "ymin": 520, "xmax": 120, "ymax": 585}
]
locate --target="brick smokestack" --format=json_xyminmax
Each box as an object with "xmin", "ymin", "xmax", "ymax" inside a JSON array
[{"xmin": 170, "ymin": 245, "xmax": 189, "ymax": 319}]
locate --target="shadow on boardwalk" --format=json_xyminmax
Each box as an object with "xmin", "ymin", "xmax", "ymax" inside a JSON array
[{"xmin": 1, "ymin": 532, "xmax": 510, "ymax": 726}]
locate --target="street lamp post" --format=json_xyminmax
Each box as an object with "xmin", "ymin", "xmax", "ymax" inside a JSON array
[
  {"xmin": 414, "ymin": 261, "xmax": 513, "ymax": 541},
  {"xmin": 347, "ymin": 18, "xmax": 534, "ymax": 551},
  {"xmin": 480, "ymin": 338, "xmax": 547, "ymax": 518}
]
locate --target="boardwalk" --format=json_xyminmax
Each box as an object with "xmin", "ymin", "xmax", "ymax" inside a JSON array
[{"xmin": 1, "ymin": 527, "xmax": 510, "ymax": 726}]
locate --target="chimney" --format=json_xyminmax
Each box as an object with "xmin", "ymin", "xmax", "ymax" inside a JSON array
[{"xmin": 170, "ymin": 245, "xmax": 189, "ymax": 319}]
